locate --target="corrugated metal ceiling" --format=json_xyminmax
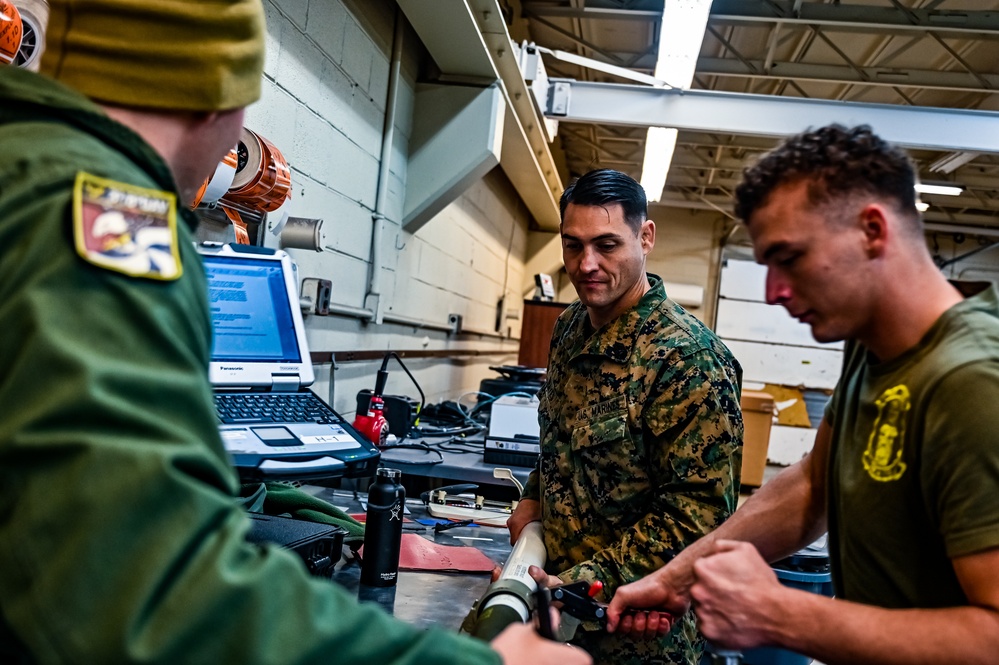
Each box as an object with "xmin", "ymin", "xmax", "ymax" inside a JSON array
[{"xmin": 505, "ymin": 0, "xmax": 999, "ymax": 231}]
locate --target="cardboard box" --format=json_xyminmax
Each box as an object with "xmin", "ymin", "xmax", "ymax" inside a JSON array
[{"xmin": 740, "ymin": 390, "xmax": 775, "ymax": 487}]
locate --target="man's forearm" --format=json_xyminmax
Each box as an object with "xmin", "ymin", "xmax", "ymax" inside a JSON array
[{"xmin": 773, "ymin": 589, "xmax": 999, "ymax": 665}]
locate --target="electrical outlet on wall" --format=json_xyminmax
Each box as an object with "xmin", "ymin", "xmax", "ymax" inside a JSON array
[{"xmin": 300, "ymin": 278, "xmax": 332, "ymax": 316}]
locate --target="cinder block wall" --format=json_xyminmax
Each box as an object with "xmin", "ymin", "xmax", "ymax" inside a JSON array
[{"xmin": 242, "ymin": 0, "xmax": 523, "ymax": 417}]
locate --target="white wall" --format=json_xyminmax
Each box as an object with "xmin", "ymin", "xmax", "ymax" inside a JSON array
[
  {"xmin": 717, "ymin": 258, "xmax": 842, "ymax": 465},
  {"xmin": 233, "ymin": 0, "xmax": 525, "ymax": 417}
]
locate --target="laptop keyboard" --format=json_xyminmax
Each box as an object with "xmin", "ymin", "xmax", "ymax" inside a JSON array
[{"xmin": 214, "ymin": 392, "xmax": 341, "ymax": 425}]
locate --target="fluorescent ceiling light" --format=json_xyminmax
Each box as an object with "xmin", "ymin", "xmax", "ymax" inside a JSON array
[
  {"xmin": 640, "ymin": 0, "xmax": 712, "ymax": 202},
  {"xmin": 914, "ymin": 183, "xmax": 963, "ymax": 196},
  {"xmin": 916, "ymin": 201, "xmax": 929, "ymax": 212},
  {"xmin": 641, "ymin": 127, "xmax": 678, "ymax": 202},
  {"xmin": 653, "ymin": 1, "xmax": 713, "ymax": 89}
]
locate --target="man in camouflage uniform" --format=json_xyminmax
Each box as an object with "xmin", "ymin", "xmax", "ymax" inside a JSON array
[{"xmin": 507, "ymin": 169, "xmax": 744, "ymax": 664}]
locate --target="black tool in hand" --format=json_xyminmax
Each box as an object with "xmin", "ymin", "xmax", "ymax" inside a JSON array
[
  {"xmin": 549, "ymin": 581, "xmax": 609, "ymax": 624},
  {"xmin": 557, "ymin": 580, "xmax": 677, "ymax": 629},
  {"xmin": 534, "ymin": 586, "xmax": 557, "ymax": 640}
]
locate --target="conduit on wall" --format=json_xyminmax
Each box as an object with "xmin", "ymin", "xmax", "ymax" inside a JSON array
[{"xmin": 365, "ymin": 8, "xmax": 406, "ymax": 323}]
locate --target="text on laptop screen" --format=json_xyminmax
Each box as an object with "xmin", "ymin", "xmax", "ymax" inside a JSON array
[{"xmin": 203, "ymin": 255, "xmax": 301, "ymax": 363}]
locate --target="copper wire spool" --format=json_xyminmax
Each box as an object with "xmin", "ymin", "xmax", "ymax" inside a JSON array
[{"xmin": 226, "ymin": 127, "xmax": 292, "ymax": 213}]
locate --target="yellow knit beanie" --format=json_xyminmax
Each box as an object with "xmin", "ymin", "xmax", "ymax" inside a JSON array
[{"xmin": 41, "ymin": 0, "xmax": 265, "ymax": 111}]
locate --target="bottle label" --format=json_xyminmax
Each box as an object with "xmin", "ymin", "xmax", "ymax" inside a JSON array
[{"xmin": 389, "ymin": 500, "xmax": 402, "ymax": 522}]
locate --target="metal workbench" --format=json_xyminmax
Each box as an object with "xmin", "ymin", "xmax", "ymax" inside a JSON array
[{"xmin": 310, "ymin": 486, "xmax": 513, "ymax": 632}]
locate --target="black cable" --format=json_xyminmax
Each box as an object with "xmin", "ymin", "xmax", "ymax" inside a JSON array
[
  {"xmin": 409, "ymin": 424, "xmax": 484, "ymax": 437},
  {"xmin": 380, "ymin": 352, "xmax": 426, "ymax": 417},
  {"xmin": 431, "ymin": 437, "xmax": 484, "ymax": 455},
  {"xmin": 417, "ymin": 401, "xmax": 470, "ymax": 428}
]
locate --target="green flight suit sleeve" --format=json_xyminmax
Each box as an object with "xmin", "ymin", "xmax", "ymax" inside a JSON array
[
  {"xmin": 0, "ymin": 150, "xmax": 500, "ymax": 665},
  {"xmin": 556, "ymin": 349, "xmax": 743, "ymax": 594}
]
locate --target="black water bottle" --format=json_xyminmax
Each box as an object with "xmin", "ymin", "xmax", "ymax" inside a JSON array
[{"xmin": 360, "ymin": 467, "xmax": 405, "ymax": 587}]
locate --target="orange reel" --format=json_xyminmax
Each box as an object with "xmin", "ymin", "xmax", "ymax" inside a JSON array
[
  {"xmin": 219, "ymin": 128, "xmax": 292, "ymax": 244},
  {"xmin": 0, "ymin": 0, "xmax": 23, "ymax": 65},
  {"xmin": 227, "ymin": 128, "xmax": 292, "ymax": 213}
]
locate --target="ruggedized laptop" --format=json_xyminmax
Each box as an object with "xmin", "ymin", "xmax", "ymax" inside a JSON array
[{"xmin": 198, "ymin": 243, "xmax": 379, "ymax": 480}]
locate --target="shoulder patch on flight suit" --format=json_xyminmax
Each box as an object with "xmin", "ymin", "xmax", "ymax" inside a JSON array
[{"xmin": 73, "ymin": 172, "xmax": 182, "ymax": 281}]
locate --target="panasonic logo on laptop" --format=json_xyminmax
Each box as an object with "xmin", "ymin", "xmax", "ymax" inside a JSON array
[
  {"xmin": 279, "ymin": 366, "xmax": 297, "ymax": 370},
  {"xmin": 220, "ymin": 366, "xmax": 244, "ymax": 371}
]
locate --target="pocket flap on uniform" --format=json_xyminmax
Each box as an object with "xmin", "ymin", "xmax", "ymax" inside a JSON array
[{"xmin": 570, "ymin": 395, "xmax": 629, "ymax": 447}]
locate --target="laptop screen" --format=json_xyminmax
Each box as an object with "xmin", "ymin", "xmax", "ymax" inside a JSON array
[
  {"xmin": 204, "ymin": 255, "xmax": 301, "ymax": 363},
  {"xmin": 197, "ymin": 244, "xmax": 316, "ymax": 389}
]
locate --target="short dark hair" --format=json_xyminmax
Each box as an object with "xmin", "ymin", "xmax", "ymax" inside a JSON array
[
  {"xmin": 560, "ymin": 168, "xmax": 647, "ymax": 233},
  {"xmin": 734, "ymin": 125, "xmax": 919, "ymax": 227}
]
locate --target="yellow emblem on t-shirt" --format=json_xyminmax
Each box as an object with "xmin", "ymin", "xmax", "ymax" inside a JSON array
[
  {"xmin": 863, "ymin": 385, "xmax": 910, "ymax": 482},
  {"xmin": 72, "ymin": 172, "xmax": 182, "ymax": 280}
]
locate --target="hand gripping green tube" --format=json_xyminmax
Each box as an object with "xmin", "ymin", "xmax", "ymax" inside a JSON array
[{"xmin": 468, "ymin": 522, "xmax": 547, "ymax": 641}]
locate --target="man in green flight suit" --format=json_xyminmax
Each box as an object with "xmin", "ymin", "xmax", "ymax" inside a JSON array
[
  {"xmin": 0, "ymin": 2, "xmax": 590, "ymax": 664},
  {"xmin": 506, "ymin": 169, "xmax": 744, "ymax": 664}
]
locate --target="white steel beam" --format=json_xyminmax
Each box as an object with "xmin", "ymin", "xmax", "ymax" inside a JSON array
[
  {"xmin": 653, "ymin": 194, "xmax": 999, "ymax": 228},
  {"xmin": 547, "ymin": 80, "xmax": 999, "ymax": 153}
]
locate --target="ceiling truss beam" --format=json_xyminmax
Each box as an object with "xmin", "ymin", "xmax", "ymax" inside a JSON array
[
  {"xmin": 709, "ymin": 0, "xmax": 999, "ymax": 36},
  {"xmin": 523, "ymin": 0, "xmax": 999, "ymax": 36},
  {"xmin": 697, "ymin": 57, "xmax": 999, "ymax": 93},
  {"xmin": 520, "ymin": 6, "xmax": 661, "ymax": 21}
]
